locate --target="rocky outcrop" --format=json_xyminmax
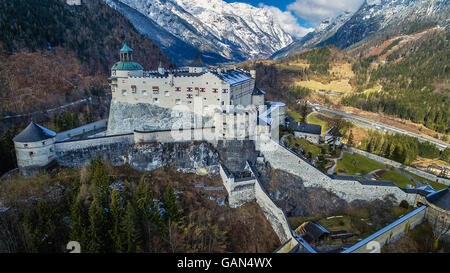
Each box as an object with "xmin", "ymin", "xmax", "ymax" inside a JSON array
[
  {"xmin": 107, "ymin": 101, "xmax": 211, "ymax": 135},
  {"xmin": 256, "ymin": 162, "xmax": 348, "ymax": 217},
  {"xmin": 129, "ymin": 141, "xmax": 219, "ymax": 173}
]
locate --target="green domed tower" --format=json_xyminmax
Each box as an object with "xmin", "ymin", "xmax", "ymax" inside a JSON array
[{"xmin": 111, "ymin": 43, "xmax": 144, "ymax": 71}]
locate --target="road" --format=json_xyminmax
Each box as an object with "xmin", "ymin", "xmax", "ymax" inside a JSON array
[{"xmin": 309, "ymin": 103, "xmax": 449, "ymax": 151}]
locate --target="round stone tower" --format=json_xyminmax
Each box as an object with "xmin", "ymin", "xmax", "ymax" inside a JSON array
[{"xmin": 13, "ymin": 121, "xmax": 57, "ymax": 177}]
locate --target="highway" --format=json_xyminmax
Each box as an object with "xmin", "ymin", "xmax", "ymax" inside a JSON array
[{"xmin": 309, "ymin": 103, "xmax": 450, "ymax": 150}]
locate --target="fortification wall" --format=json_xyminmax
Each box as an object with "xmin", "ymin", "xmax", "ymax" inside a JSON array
[
  {"xmin": 55, "ymin": 132, "xmax": 219, "ymax": 173},
  {"xmin": 55, "ymin": 119, "xmax": 108, "ymax": 141},
  {"xmin": 347, "ymin": 146, "xmax": 450, "ymax": 186},
  {"xmin": 248, "ymin": 163, "xmax": 295, "ymax": 245},
  {"xmin": 219, "ymin": 165, "xmax": 256, "ymax": 207},
  {"xmin": 258, "ymin": 139, "xmax": 417, "ymax": 204},
  {"xmin": 343, "ymin": 206, "xmax": 427, "ymax": 253},
  {"xmin": 220, "ymin": 163, "xmax": 302, "ymax": 250},
  {"xmin": 55, "ymin": 134, "xmax": 134, "ymax": 167}
]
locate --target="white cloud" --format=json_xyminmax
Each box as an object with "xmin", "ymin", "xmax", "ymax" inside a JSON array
[
  {"xmin": 259, "ymin": 4, "xmax": 314, "ymax": 39},
  {"xmin": 287, "ymin": 0, "xmax": 364, "ymax": 25}
]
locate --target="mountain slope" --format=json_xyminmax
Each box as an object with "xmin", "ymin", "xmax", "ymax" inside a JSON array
[
  {"xmin": 108, "ymin": 0, "xmax": 293, "ymax": 63},
  {"xmin": 272, "ymin": 0, "xmax": 449, "ymax": 59},
  {"xmin": 271, "ymin": 11, "xmax": 353, "ymax": 60},
  {"xmin": 0, "ymin": 0, "xmax": 173, "ymax": 115},
  {"xmin": 320, "ymin": 0, "xmax": 449, "ymax": 50}
]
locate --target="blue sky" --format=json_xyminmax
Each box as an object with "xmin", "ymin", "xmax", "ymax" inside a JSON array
[{"xmin": 224, "ymin": 0, "xmax": 365, "ymax": 38}]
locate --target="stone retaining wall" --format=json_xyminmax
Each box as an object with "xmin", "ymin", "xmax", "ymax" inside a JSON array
[{"xmin": 258, "ymin": 139, "xmax": 417, "ymax": 205}]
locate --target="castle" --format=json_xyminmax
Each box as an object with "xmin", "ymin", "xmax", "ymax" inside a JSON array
[
  {"xmin": 12, "ymin": 44, "xmax": 282, "ymax": 176},
  {"xmin": 11, "ymin": 45, "xmax": 448, "ymax": 253}
]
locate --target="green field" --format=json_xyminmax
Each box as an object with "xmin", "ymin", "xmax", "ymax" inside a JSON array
[
  {"xmin": 403, "ymin": 171, "xmax": 448, "ymax": 190},
  {"xmin": 336, "ymin": 152, "xmax": 385, "ymax": 175},
  {"xmin": 286, "ymin": 110, "xmax": 302, "ymax": 122},
  {"xmin": 306, "ymin": 113, "xmax": 330, "ymax": 134},
  {"xmin": 379, "ymin": 170, "xmax": 416, "ymax": 188},
  {"xmin": 285, "ymin": 136, "xmax": 322, "ymax": 159}
]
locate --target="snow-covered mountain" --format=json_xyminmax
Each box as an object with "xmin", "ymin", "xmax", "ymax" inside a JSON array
[
  {"xmin": 105, "ymin": 0, "xmax": 293, "ymax": 64},
  {"xmin": 272, "ymin": 0, "xmax": 449, "ymax": 59},
  {"xmin": 271, "ymin": 11, "xmax": 353, "ymax": 60}
]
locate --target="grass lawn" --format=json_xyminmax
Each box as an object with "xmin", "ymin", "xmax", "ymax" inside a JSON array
[
  {"xmin": 286, "ymin": 136, "xmax": 322, "ymax": 159},
  {"xmin": 296, "ymin": 79, "xmax": 354, "ymax": 93},
  {"xmin": 404, "ymin": 171, "xmax": 448, "ymax": 190},
  {"xmin": 286, "ymin": 110, "xmax": 302, "ymax": 122},
  {"xmin": 379, "ymin": 170, "xmax": 415, "ymax": 188},
  {"xmin": 306, "ymin": 113, "xmax": 330, "ymax": 134},
  {"xmin": 336, "ymin": 152, "xmax": 385, "ymax": 175}
]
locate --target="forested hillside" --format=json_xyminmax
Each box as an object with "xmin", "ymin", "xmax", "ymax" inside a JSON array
[
  {"xmin": 0, "ymin": 161, "xmax": 279, "ymax": 253},
  {"xmin": 0, "ymin": 0, "xmax": 173, "ymax": 116},
  {"xmin": 342, "ymin": 30, "xmax": 449, "ymax": 134}
]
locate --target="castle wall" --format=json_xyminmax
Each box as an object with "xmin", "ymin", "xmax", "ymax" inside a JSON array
[
  {"xmin": 343, "ymin": 206, "xmax": 427, "ymax": 253},
  {"xmin": 55, "ymin": 119, "xmax": 108, "ymax": 141},
  {"xmin": 55, "ymin": 132, "xmax": 219, "ymax": 173},
  {"xmin": 55, "ymin": 134, "xmax": 134, "ymax": 167},
  {"xmin": 258, "ymin": 139, "xmax": 417, "ymax": 205}
]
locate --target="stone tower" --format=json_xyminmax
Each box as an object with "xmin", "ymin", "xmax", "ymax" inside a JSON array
[{"xmin": 13, "ymin": 121, "xmax": 57, "ymax": 177}]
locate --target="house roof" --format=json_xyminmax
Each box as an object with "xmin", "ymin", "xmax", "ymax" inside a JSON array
[
  {"xmin": 13, "ymin": 121, "xmax": 56, "ymax": 143},
  {"xmin": 190, "ymin": 50, "xmax": 204, "ymax": 67},
  {"xmin": 427, "ymin": 188, "xmax": 450, "ymax": 210},
  {"xmin": 290, "ymin": 122, "xmax": 321, "ymax": 135},
  {"xmin": 295, "ymin": 221, "xmax": 330, "ymax": 243},
  {"xmin": 326, "ymin": 127, "xmax": 342, "ymax": 137},
  {"xmin": 252, "ymin": 86, "xmax": 265, "ymax": 96},
  {"xmin": 214, "ymin": 69, "xmax": 252, "ymax": 86}
]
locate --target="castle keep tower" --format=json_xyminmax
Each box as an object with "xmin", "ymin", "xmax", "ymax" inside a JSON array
[{"xmin": 13, "ymin": 121, "xmax": 57, "ymax": 176}]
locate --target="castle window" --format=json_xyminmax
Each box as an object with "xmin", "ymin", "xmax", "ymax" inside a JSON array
[
  {"xmin": 222, "ymin": 89, "xmax": 228, "ymax": 93},
  {"xmin": 200, "ymin": 88, "xmax": 205, "ymax": 92},
  {"xmin": 187, "ymin": 94, "xmax": 193, "ymax": 99},
  {"xmin": 152, "ymin": 86, "xmax": 159, "ymax": 94},
  {"xmin": 187, "ymin": 87, "xmax": 193, "ymax": 92},
  {"xmin": 175, "ymin": 87, "xmax": 181, "ymax": 92},
  {"xmin": 212, "ymin": 88, "xmax": 218, "ymax": 93},
  {"xmin": 131, "ymin": 85, "xmax": 137, "ymax": 93},
  {"xmin": 24, "ymin": 144, "xmax": 28, "ymax": 147},
  {"xmin": 50, "ymin": 148, "xmax": 53, "ymax": 153},
  {"xmin": 152, "ymin": 98, "xmax": 159, "ymax": 104},
  {"xmin": 29, "ymin": 151, "xmax": 34, "ymax": 157},
  {"xmin": 122, "ymin": 90, "xmax": 127, "ymax": 96},
  {"xmin": 141, "ymin": 90, "xmax": 147, "ymax": 96},
  {"xmin": 164, "ymin": 91, "xmax": 170, "ymax": 97},
  {"xmin": 42, "ymin": 141, "xmax": 45, "ymax": 145},
  {"xmin": 175, "ymin": 99, "xmax": 181, "ymax": 105}
]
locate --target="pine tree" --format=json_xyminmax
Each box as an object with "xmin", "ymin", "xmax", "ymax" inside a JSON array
[
  {"xmin": 300, "ymin": 103, "xmax": 308, "ymax": 123},
  {"xmin": 87, "ymin": 195, "xmax": 106, "ymax": 253},
  {"xmin": 110, "ymin": 187, "xmax": 123, "ymax": 253},
  {"xmin": 163, "ymin": 185, "xmax": 181, "ymax": 224},
  {"xmin": 348, "ymin": 130, "xmax": 354, "ymax": 146},
  {"xmin": 69, "ymin": 197, "xmax": 83, "ymax": 242},
  {"xmin": 122, "ymin": 201, "xmax": 139, "ymax": 253}
]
